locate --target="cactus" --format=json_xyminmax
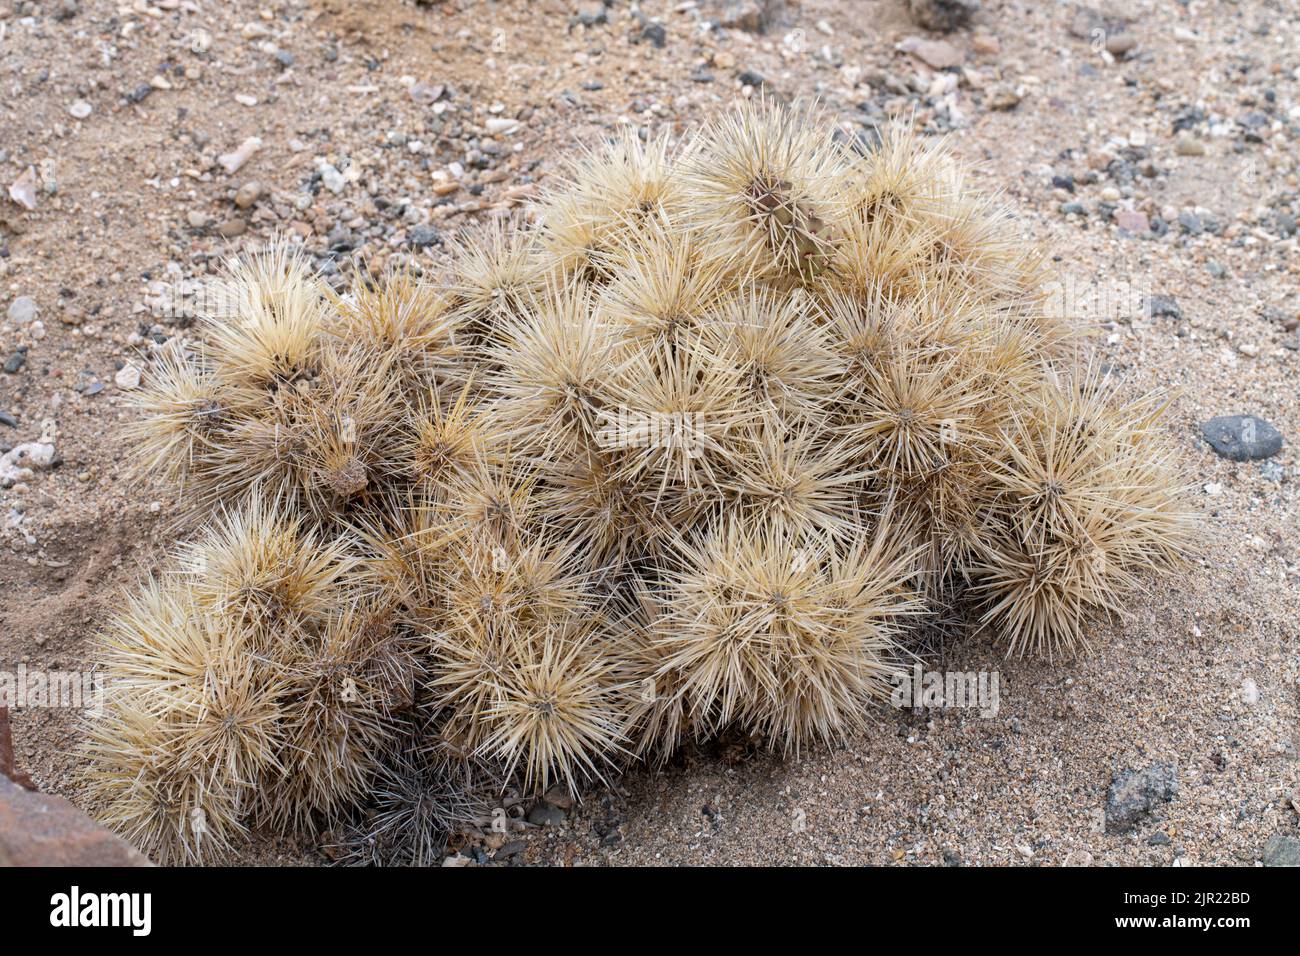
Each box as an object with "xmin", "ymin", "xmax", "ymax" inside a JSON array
[{"xmin": 90, "ymin": 98, "xmax": 1195, "ymax": 863}]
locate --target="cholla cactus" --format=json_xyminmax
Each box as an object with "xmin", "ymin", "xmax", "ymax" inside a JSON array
[{"xmin": 91, "ymin": 97, "xmax": 1195, "ymax": 863}]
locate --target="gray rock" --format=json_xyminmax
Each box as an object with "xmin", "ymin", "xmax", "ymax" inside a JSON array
[
  {"xmin": 1146, "ymin": 294, "xmax": 1182, "ymax": 320},
  {"xmin": 495, "ymin": 840, "xmax": 526, "ymax": 859},
  {"xmin": 3, "ymin": 352, "xmax": 25, "ymax": 375},
  {"xmin": 1200, "ymin": 415, "xmax": 1283, "ymax": 462},
  {"xmin": 907, "ymin": 0, "xmax": 979, "ymax": 32},
  {"xmin": 1261, "ymin": 833, "xmax": 1300, "ymax": 866},
  {"xmin": 1260, "ymin": 460, "xmax": 1285, "ymax": 483},
  {"xmin": 1147, "ymin": 831, "xmax": 1171, "ymax": 846},
  {"xmin": 1177, "ymin": 210, "xmax": 1203, "ymax": 235},
  {"xmin": 408, "ymin": 225, "xmax": 440, "ymax": 248},
  {"xmin": 326, "ymin": 224, "xmax": 356, "ymax": 252},
  {"xmin": 526, "ymin": 801, "xmax": 567, "ymax": 827},
  {"xmin": 639, "ymin": 22, "xmax": 667, "ymax": 48},
  {"xmin": 1105, "ymin": 764, "xmax": 1178, "ymax": 834},
  {"xmin": 6, "ymin": 296, "xmax": 37, "ymax": 324}
]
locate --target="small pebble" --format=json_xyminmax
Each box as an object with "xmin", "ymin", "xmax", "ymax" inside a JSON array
[
  {"xmin": 233, "ymin": 181, "xmax": 264, "ymax": 209},
  {"xmin": 115, "ymin": 363, "xmax": 141, "ymax": 390},
  {"xmin": 318, "ymin": 162, "xmax": 346, "ymax": 195},
  {"xmin": 1175, "ymin": 132, "xmax": 1207, "ymax": 156},
  {"xmin": 1106, "ymin": 33, "xmax": 1137, "ymax": 57},
  {"xmin": 216, "ymin": 218, "xmax": 248, "ymax": 238},
  {"xmin": 1240, "ymin": 679, "xmax": 1260, "ymax": 706},
  {"xmin": 7, "ymin": 296, "xmax": 37, "ymax": 324}
]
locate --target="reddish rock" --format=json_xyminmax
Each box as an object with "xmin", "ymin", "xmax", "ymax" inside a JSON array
[
  {"xmin": 0, "ymin": 707, "xmax": 34, "ymax": 790},
  {"xmin": 0, "ymin": 775, "xmax": 152, "ymax": 866},
  {"xmin": 971, "ymin": 30, "xmax": 1000, "ymax": 55},
  {"xmin": 898, "ymin": 36, "xmax": 964, "ymax": 70}
]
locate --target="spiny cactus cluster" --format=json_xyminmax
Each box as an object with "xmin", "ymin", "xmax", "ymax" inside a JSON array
[{"xmin": 87, "ymin": 99, "xmax": 1194, "ymax": 864}]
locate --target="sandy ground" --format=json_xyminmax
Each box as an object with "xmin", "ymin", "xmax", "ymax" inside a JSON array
[{"xmin": 0, "ymin": 0, "xmax": 1297, "ymax": 866}]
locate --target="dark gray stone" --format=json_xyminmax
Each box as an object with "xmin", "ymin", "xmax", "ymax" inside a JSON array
[
  {"xmin": 408, "ymin": 225, "xmax": 440, "ymax": 248},
  {"xmin": 1200, "ymin": 415, "xmax": 1283, "ymax": 461},
  {"xmin": 639, "ymin": 22, "xmax": 667, "ymax": 47},
  {"xmin": 1261, "ymin": 833, "xmax": 1300, "ymax": 866},
  {"xmin": 1105, "ymin": 764, "xmax": 1178, "ymax": 834},
  {"xmin": 907, "ymin": 0, "xmax": 979, "ymax": 32},
  {"xmin": 1146, "ymin": 294, "xmax": 1182, "ymax": 320},
  {"xmin": 495, "ymin": 840, "xmax": 526, "ymax": 859},
  {"xmin": 526, "ymin": 801, "xmax": 567, "ymax": 827},
  {"xmin": 326, "ymin": 224, "xmax": 356, "ymax": 252}
]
